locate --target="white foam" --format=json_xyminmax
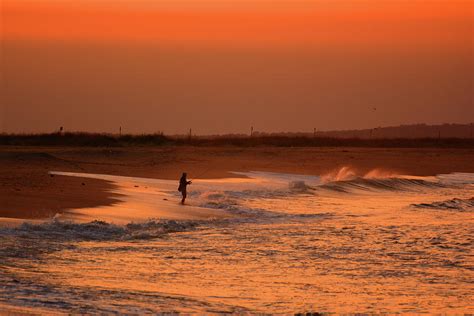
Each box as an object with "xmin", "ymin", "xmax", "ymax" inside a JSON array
[
  {"xmin": 436, "ymin": 172, "xmax": 474, "ymax": 185},
  {"xmin": 49, "ymin": 171, "xmax": 233, "ymax": 224},
  {"xmin": 46, "ymin": 170, "xmax": 474, "ymax": 225},
  {"xmin": 1, "ymin": 218, "xmax": 200, "ymax": 241},
  {"xmin": 232, "ymin": 171, "xmax": 321, "ymax": 187}
]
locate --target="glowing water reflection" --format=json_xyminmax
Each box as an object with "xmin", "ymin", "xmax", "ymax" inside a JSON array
[{"xmin": 0, "ymin": 171, "xmax": 473, "ymax": 313}]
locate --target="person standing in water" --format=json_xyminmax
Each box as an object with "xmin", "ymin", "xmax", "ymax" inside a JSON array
[{"xmin": 178, "ymin": 172, "xmax": 192, "ymax": 204}]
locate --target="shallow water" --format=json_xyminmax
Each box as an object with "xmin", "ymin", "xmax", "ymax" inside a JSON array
[{"xmin": 1, "ymin": 170, "xmax": 473, "ymax": 313}]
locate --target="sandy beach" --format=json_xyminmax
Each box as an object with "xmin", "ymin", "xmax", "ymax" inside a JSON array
[
  {"xmin": 3, "ymin": 0, "xmax": 472, "ymax": 311},
  {"xmin": 1, "ymin": 146, "xmax": 474, "ymax": 220},
  {"xmin": 1, "ymin": 145, "xmax": 474, "ymax": 313}
]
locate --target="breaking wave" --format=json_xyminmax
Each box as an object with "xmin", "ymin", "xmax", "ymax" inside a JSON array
[
  {"xmin": 317, "ymin": 169, "xmax": 474, "ymax": 194},
  {"xmin": 321, "ymin": 166, "xmax": 399, "ymax": 183},
  {"xmin": 194, "ymin": 169, "xmax": 471, "ymax": 207},
  {"xmin": 412, "ymin": 198, "xmax": 474, "ymax": 212},
  {"xmin": 3, "ymin": 170, "xmax": 472, "ymax": 243},
  {"xmin": 231, "ymin": 168, "xmax": 446, "ymax": 196},
  {"xmin": 320, "ymin": 177, "xmax": 447, "ymax": 193},
  {"xmin": 1, "ymin": 218, "xmax": 201, "ymax": 241}
]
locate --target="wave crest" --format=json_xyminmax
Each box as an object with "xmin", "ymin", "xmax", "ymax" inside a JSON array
[
  {"xmin": 2, "ymin": 218, "xmax": 199, "ymax": 241},
  {"xmin": 321, "ymin": 166, "xmax": 399, "ymax": 183},
  {"xmin": 412, "ymin": 198, "xmax": 474, "ymax": 212},
  {"xmin": 320, "ymin": 177, "xmax": 445, "ymax": 193}
]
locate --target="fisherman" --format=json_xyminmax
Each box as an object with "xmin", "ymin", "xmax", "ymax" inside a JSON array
[{"xmin": 178, "ymin": 172, "xmax": 192, "ymax": 205}]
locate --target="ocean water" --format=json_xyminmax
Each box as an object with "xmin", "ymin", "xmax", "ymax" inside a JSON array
[{"xmin": 0, "ymin": 169, "xmax": 473, "ymax": 313}]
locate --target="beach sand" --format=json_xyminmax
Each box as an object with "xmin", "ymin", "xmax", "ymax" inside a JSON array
[{"xmin": 1, "ymin": 146, "xmax": 474, "ymax": 220}]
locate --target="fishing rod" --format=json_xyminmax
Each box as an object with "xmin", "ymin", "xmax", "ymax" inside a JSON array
[{"xmin": 190, "ymin": 167, "xmax": 213, "ymax": 181}]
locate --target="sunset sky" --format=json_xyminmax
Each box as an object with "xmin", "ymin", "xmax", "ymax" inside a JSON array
[{"xmin": 1, "ymin": 0, "xmax": 472, "ymax": 134}]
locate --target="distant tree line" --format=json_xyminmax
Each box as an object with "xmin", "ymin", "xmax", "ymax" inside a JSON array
[{"xmin": 1, "ymin": 132, "xmax": 473, "ymax": 148}]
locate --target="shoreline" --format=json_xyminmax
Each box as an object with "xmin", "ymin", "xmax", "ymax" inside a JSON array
[
  {"xmin": 1, "ymin": 146, "xmax": 474, "ymax": 222},
  {"xmin": 0, "ymin": 174, "xmax": 121, "ymax": 221}
]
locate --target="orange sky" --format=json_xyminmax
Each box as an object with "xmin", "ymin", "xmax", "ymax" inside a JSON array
[
  {"xmin": 1, "ymin": 0, "xmax": 473, "ymax": 134},
  {"xmin": 4, "ymin": 0, "xmax": 471, "ymax": 48}
]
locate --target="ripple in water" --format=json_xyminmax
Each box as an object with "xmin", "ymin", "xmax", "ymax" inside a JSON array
[{"xmin": 1, "ymin": 170, "xmax": 473, "ymax": 314}]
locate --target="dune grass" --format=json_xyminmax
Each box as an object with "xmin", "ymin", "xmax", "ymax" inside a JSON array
[
  {"xmin": 0, "ymin": 132, "xmax": 169, "ymax": 147},
  {"xmin": 1, "ymin": 132, "xmax": 473, "ymax": 148}
]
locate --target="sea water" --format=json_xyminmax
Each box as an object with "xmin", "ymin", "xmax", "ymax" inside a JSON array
[{"xmin": 0, "ymin": 169, "xmax": 473, "ymax": 313}]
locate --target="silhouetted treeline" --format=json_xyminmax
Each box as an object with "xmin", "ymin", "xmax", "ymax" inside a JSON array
[
  {"xmin": 1, "ymin": 132, "xmax": 473, "ymax": 148},
  {"xmin": 0, "ymin": 132, "xmax": 169, "ymax": 147},
  {"xmin": 291, "ymin": 123, "xmax": 474, "ymax": 139}
]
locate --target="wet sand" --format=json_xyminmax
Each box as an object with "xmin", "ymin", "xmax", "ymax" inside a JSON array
[
  {"xmin": 1, "ymin": 146, "xmax": 474, "ymax": 220},
  {"xmin": 0, "ymin": 151, "xmax": 121, "ymax": 220}
]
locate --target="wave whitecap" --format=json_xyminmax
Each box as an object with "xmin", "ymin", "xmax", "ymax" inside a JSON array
[
  {"xmin": 1, "ymin": 218, "xmax": 200, "ymax": 241},
  {"xmin": 412, "ymin": 198, "xmax": 474, "ymax": 212},
  {"xmin": 320, "ymin": 177, "xmax": 447, "ymax": 193}
]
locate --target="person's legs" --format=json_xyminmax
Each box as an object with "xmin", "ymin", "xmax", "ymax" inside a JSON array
[{"xmin": 181, "ymin": 190, "xmax": 187, "ymax": 204}]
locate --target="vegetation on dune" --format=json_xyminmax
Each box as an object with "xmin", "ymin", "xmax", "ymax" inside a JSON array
[
  {"xmin": 1, "ymin": 132, "xmax": 473, "ymax": 148},
  {"xmin": 0, "ymin": 133, "xmax": 169, "ymax": 147}
]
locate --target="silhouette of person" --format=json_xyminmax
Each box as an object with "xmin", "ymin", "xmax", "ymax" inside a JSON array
[{"xmin": 178, "ymin": 172, "xmax": 192, "ymax": 205}]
